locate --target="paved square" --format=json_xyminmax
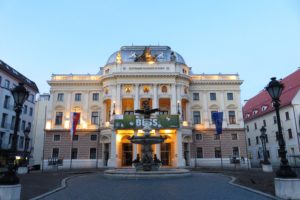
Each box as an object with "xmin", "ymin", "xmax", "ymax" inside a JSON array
[{"xmin": 39, "ymin": 172, "xmax": 273, "ymax": 200}]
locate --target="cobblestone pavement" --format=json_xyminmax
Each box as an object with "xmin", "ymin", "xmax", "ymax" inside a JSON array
[{"xmin": 39, "ymin": 172, "xmax": 273, "ymax": 200}]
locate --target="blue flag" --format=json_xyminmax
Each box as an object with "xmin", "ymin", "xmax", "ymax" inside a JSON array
[{"xmin": 212, "ymin": 112, "xmax": 223, "ymax": 135}]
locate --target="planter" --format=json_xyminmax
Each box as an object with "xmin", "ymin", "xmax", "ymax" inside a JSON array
[
  {"xmin": 262, "ymin": 164, "xmax": 273, "ymax": 172},
  {"xmin": 0, "ymin": 184, "xmax": 21, "ymax": 200},
  {"xmin": 275, "ymin": 178, "xmax": 300, "ymax": 199},
  {"xmin": 17, "ymin": 167, "xmax": 28, "ymax": 174}
]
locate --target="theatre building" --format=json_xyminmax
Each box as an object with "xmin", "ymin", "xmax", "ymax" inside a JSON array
[{"xmin": 41, "ymin": 46, "xmax": 248, "ymax": 169}]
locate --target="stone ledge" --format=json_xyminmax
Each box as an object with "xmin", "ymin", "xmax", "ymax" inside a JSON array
[{"xmin": 275, "ymin": 178, "xmax": 300, "ymax": 200}]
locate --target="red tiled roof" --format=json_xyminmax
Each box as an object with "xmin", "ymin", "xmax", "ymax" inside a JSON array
[{"xmin": 243, "ymin": 68, "xmax": 300, "ymax": 122}]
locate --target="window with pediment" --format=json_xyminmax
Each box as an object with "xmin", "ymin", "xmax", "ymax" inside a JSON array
[{"xmin": 184, "ymin": 87, "xmax": 188, "ymax": 94}]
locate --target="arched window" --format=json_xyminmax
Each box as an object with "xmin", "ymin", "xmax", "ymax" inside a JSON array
[
  {"xmin": 143, "ymin": 86, "xmax": 150, "ymax": 93},
  {"xmin": 161, "ymin": 85, "xmax": 168, "ymax": 93}
]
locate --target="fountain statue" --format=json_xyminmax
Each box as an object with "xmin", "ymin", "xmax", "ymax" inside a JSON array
[{"xmin": 129, "ymin": 99, "xmax": 166, "ymax": 171}]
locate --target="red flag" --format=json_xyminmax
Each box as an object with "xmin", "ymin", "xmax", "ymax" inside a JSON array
[{"xmin": 70, "ymin": 112, "xmax": 80, "ymax": 137}]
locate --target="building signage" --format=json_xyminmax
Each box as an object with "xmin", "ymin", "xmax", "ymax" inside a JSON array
[{"xmin": 114, "ymin": 115, "xmax": 180, "ymax": 129}]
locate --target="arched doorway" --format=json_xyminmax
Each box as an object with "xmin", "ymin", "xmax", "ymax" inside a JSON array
[{"xmin": 121, "ymin": 136, "xmax": 133, "ymax": 166}]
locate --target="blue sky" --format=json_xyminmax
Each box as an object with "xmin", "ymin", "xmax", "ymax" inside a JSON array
[{"xmin": 1, "ymin": 1, "xmax": 300, "ymax": 102}]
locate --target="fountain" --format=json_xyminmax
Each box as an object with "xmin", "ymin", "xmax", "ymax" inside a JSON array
[
  {"xmin": 104, "ymin": 99, "xmax": 191, "ymax": 179},
  {"xmin": 129, "ymin": 99, "xmax": 165, "ymax": 171}
]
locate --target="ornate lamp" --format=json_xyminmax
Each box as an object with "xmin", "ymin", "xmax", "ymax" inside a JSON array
[
  {"xmin": 265, "ymin": 77, "xmax": 296, "ymax": 178},
  {"xmin": 0, "ymin": 83, "xmax": 29, "ymax": 184},
  {"xmin": 259, "ymin": 126, "xmax": 270, "ymax": 164}
]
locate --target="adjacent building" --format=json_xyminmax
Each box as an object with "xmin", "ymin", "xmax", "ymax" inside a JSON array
[
  {"xmin": 0, "ymin": 60, "xmax": 39, "ymax": 166},
  {"xmin": 41, "ymin": 46, "xmax": 247, "ymax": 169},
  {"xmin": 243, "ymin": 69, "xmax": 300, "ymax": 167}
]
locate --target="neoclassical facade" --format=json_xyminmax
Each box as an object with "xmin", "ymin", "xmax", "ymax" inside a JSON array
[{"xmin": 41, "ymin": 46, "xmax": 247, "ymax": 169}]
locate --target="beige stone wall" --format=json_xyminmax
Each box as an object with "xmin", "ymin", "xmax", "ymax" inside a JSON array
[
  {"xmin": 44, "ymin": 130, "xmax": 100, "ymax": 160},
  {"xmin": 190, "ymin": 129, "xmax": 247, "ymax": 159}
]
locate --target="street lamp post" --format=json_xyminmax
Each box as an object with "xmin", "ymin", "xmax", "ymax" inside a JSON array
[
  {"xmin": 265, "ymin": 77, "xmax": 296, "ymax": 178},
  {"xmin": 0, "ymin": 83, "xmax": 29, "ymax": 184},
  {"xmin": 259, "ymin": 126, "xmax": 270, "ymax": 164}
]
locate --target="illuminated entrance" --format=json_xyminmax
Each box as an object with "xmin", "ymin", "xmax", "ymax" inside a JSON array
[
  {"xmin": 122, "ymin": 143, "xmax": 133, "ymax": 166},
  {"xmin": 161, "ymin": 143, "xmax": 171, "ymax": 166}
]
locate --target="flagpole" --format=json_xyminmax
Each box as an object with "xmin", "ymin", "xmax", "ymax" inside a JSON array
[
  {"xmin": 219, "ymin": 136, "xmax": 224, "ymax": 169},
  {"xmin": 70, "ymin": 134, "xmax": 74, "ymax": 170}
]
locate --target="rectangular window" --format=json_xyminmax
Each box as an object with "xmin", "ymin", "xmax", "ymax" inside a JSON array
[
  {"xmin": 73, "ymin": 135, "xmax": 79, "ymax": 141},
  {"xmin": 257, "ymin": 151, "xmax": 261, "ymax": 159},
  {"xmin": 24, "ymin": 105, "xmax": 28, "ymax": 114},
  {"xmin": 1, "ymin": 113, "xmax": 8, "ymax": 128},
  {"xmin": 28, "ymin": 122, "xmax": 31, "ymax": 130},
  {"xmin": 232, "ymin": 147, "xmax": 239, "ymax": 157},
  {"xmin": 288, "ymin": 129, "xmax": 293, "ymax": 139},
  {"xmin": 193, "ymin": 93, "xmax": 199, "ymax": 101},
  {"xmin": 54, "ymin": 134, "xmax": 60, "ymax": 141},
  {"xmin": 228, "ymin": 111, "xmax": 236, "ymax": 124},
  {"xmin": 215, "ymin": 147, "xmax": 221, "ymax": 158},
  {"xmin": 55, "ymin": 112, "xmax": 63, "ymax": 125},
  {"xmin": 91, "ymin": 134, "xmax": 97, "ymax": 141},
  {"xmin": 227, "ymin": 93, "xmax": 233, "ymax": 100},
  {"xmin": 91, "ymin": 112, "xmax": 99, "ymax": 125},
  {"xmin": 214, "ymin": 134, "xmax": 220, "ymax": 140},
  {"xmin": 57, "ymin": 93, "xmax": 64, "ymax": 101},
  {"xmin": 29, "ymin": 107, "xmax": 33, "ymax": 116},
  {"xmin": 273, "ymin": 116, "xmax": 277, "ymax": 124},
  {"xmin": 285, "ymin": 112, "xmax": 290, "ymax": 120},
  {"xmin": 19, "ymin": 136, "xmax": 24, "ymax": 148},
  {"xmin": 210, "ymin": 93, "xmax": 216, "ymax": 101},
  {"xmin": 4, "ymin": 80, "xmax": 10, "ymax": 89},
  {"xmin": 196, "ymin": 147, "xmax": 203, "ymax": 158},
  {"xmin": 52, "ymin": 148, "xmax": 59, "ymax": 158},
  {"xmin": 92, "ymin": 93, "xmax": 99, "ymax": 101},
  {"xmin": 21, "ymin": 120, "xmax": 26, "ymax": 131},
  {"xmin": 263, "ymin": 119, "xmax": 266, "ymax": 127},
  {"xmin": 90, "ymin": 148, "xmax": 96, "ymax": 159},
  {"xmin": 248, "ymin": 138, "xmax": 251, "ymax": 146},
  {"xmin": 75, "ymin": 93, "xmax": 82, "ymax": 101},
  {"xmin": 256, "ymin": 136, "xmax": 259, "ymax": 144},
  {"xmin": 254, "ymin": 123, "xmax": 257, "ymax": 129},
  {"xmin": 3, "ymin": 95, "xmax": 10, "ymax": 109},
  {"xmin": 196, "ymin": 133, "xmax": 202, "ymax": 140},
  {"xmin": 193, "ymin": 111, "xmax": 201, "ymax": 124},
  {"xmin": 231, "ymin": 133, "xmax": 238, "ymax": 140},
  {"xmin": 246, "ymin": 125, "xmax": 249, "ymax": 132},
  {"xmin": 71, "ymin": 148, "xmax": 78, "ymax": 159}
]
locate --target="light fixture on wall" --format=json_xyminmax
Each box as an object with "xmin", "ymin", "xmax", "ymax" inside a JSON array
[{"xmin": 113, "ymin": 101, "xmax": 116, "ymax": 115}]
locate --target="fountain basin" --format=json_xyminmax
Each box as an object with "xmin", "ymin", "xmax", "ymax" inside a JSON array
[{"xmin": 104, "ymin": 168, "xmax": 191, "ymax": 179}]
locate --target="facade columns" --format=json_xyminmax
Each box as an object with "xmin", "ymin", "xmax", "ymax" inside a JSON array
[
  {"xmin": 153, "ymin": 84, "xmax": 158, "ymax": 109},
  {"xmin": 171, "ymin": 84, "xmax": 177, "ymax": 114},
  {"xmin": 134, "ymin": 84, "xmax": 139, "ymax": 110},
  {"xmin": 133, "ymin": 130, "xmax": 138, "ymax": 159},
  {"xmin": 203, "ymin": 92, "xmax": 209, "ymax": 128},
  {"xmin": 116, "ymin": 84, "xmax": 121, "ymax": 115},
  {"xmin": 155, "ymin": 130, "xmax": 161, "ymax": 159},
  {"xmin": 110, "ymin": 85, "xmax": 117, "ymax": 119},
  {"xmin": 176, "ymin": 128, "xmax": 185, "ymax": 167},
  {"xmin": 108, "ymin": 130, "xmax": 117, "ymax": 167}
]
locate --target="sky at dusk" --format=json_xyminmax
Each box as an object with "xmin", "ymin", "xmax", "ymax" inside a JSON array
[{"xmin": 1, "ymin": 0, "xmax": 300, "ymax": 102}]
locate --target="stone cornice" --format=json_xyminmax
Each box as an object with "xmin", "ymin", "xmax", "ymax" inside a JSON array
[{"xmin": 191, "ymin": 80, "xmax": 243, "ymax": 85}]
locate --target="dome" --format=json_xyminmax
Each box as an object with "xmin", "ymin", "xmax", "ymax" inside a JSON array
[{"xmin": 106, "ymin": 46, "xmax": 186, "ymax": 65}]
